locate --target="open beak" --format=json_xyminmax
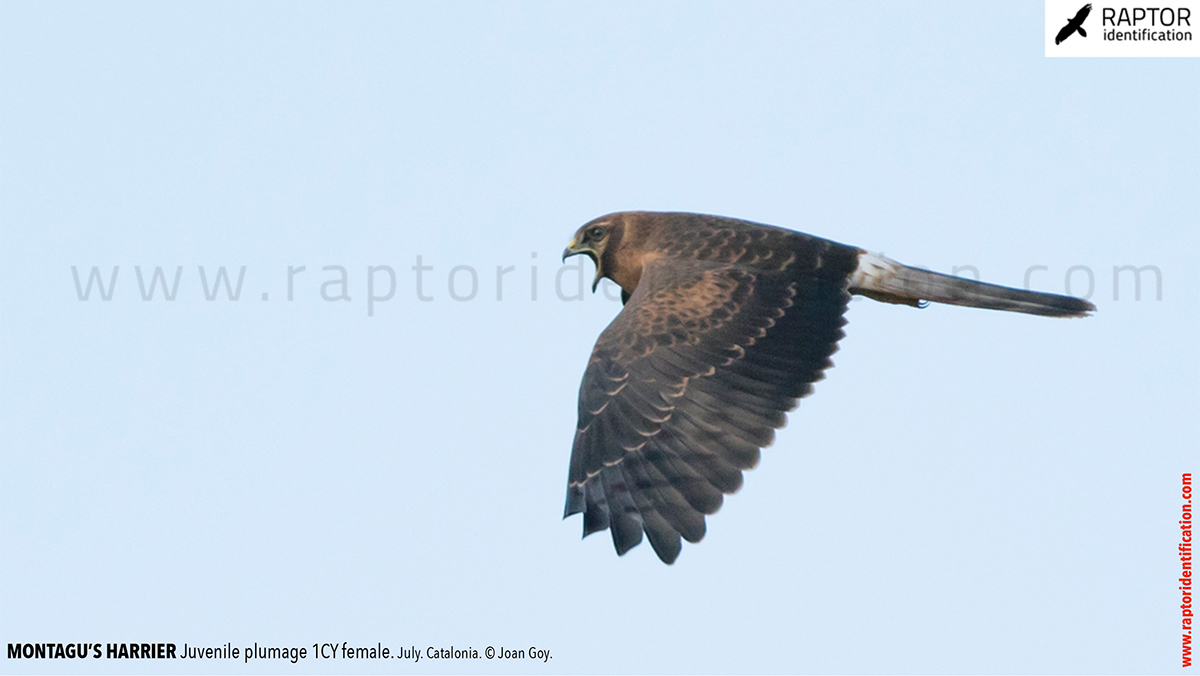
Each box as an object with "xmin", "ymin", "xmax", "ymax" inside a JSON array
[{"xmin": 562, "ymin": 238, "xmax": 603, "ymax": 291}]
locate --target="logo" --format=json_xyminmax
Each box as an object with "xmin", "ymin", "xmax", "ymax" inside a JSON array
[
  {"xmin": 1056, "ymin": 3, "xmax": 1093, "ymax": 43},
  {"xmin": 1046, "ymin": 0, "xmax": 1199, "ymax": 56}
]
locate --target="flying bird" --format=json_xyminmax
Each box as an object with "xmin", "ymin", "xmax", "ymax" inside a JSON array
[
  {"xmin": 1056, "ymin": 3, "xmax": 1092, "ymax": 44},
  {"xmin": 562, "ymin": 211, "xmax": 1093, "ymax": 564}
]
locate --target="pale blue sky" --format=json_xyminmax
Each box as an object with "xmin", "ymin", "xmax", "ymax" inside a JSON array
[{"xmin": 1, "ymin": 2, "xmax": 1197, "ymax": 674}]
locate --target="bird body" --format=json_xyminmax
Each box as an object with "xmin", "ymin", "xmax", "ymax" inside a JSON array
[
  {"xmin": 1056, "ymin": 3, "xmax": 1092, "ymax": 44},
  {"xmin": 562, "ymin": 211, "xmax": 1092, "ymax": 563}
]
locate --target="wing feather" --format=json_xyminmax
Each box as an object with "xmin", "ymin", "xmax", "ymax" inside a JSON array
[
  {"xmin": 564, "ymin": 229, "xmax": 861, "ymax": 562},
  {"xmin": 598, "ymin": 467, "xmax": 643, "ymax": 555}
]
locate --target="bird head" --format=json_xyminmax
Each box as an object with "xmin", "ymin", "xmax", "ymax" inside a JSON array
[{"xmin": 563, "ymin": 217, "xmax": 617, "ymax": 291}]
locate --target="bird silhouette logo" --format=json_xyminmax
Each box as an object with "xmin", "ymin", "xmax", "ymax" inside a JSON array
[{"xmin": 1056, "ymin": 3, "xmax": 1092, "ymax": 44}]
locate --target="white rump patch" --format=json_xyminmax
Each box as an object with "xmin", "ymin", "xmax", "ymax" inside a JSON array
[{"xmin": 848, "ymin": 251, "xmax": 903, "ymax": 292}]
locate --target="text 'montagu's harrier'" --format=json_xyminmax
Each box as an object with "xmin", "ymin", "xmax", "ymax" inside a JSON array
[{"xmin": 562, "ymin": 211, "xmax": 1093, "ymax": 564}]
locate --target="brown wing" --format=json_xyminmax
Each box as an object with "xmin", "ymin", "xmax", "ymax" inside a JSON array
[{"xmin": 564, "ymin": 243, "xmax": 859, "ymax": 563}]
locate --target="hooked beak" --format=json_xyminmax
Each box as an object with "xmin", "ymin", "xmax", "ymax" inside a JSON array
[{"xmin": 562, "ymin": 238, "xmax": 603, "ymax": 292}]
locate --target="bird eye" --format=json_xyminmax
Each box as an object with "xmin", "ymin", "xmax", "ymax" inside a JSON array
[{"xmin": 589, "ymin": 227, "xmax": 606, "ymax": 239}]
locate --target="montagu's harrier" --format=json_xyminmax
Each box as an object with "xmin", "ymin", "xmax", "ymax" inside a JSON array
[{"xmin": 562, "ymin": 211, "xmax": 1092, "ymax": 564}]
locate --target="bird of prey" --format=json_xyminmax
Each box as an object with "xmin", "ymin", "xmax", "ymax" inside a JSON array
[
  {"xmin": 1056, "ymin": 3, "xmax": 1092, "ymax": 44},
  {"xmin": 561, "ymin": 211, "xmax": 1093, "ymax": 564}
]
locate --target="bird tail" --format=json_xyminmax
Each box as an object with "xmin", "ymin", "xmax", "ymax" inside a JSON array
[
  {"xmin": 848, "ymin": 252, "xmax": 1095, "ymax": 317},
  {"xmin": 1079, "ymin": 27, "xmax": 1087, "ymax": 37}
]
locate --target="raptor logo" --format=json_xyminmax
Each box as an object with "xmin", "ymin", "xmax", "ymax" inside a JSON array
[{"xmin": 1056, "ymin": 3, "xmax": 1093, "ymax": 43}]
